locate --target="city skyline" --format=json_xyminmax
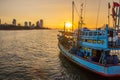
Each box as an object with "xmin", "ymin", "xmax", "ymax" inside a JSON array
[
  {"xmin": 0, "ymin": 18, "xmax": 47, "ymax": 30},
  {"xmin": 0, "ymin": 18, "xmax": 44, "ymax": 28},
  {"xmin": 0, "ymin": 0, "xmax": 119, "ymax": 29}
]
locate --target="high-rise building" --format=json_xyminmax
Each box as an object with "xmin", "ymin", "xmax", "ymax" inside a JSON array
[
  {"xmin": 12, "ymin": 19, "xmax": 16, "ymax": 26},
  {"xmin": 0, "ymin": 19, "xmax": 1, "ymax": 25},
  {"xmin": 31, "ymin": 24, "xmax": 35, "ymax": 28},
  {"xmin": 40, "ymin": 19, "xmax": 43, "ymax": 28},
  {"xmin": 36, "ymin": 21, "xmax": 39, "ymax": 27},
  {"xmin": 24, "ymin": 21, "xmax": 28, "ymax": 27},
  {"xmin": 29, "ymin": 22, "xmax": 31, "ymax": 27}
]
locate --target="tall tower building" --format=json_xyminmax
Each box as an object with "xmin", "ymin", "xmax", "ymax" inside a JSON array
[
  {"xmin": 0, "ymin": 19, "xmax": 1, "ymax": 25},
  {"xmin": 12, "ymin": 19, "xmax": 16, "ymax": 26},
  {"xmin": 36, "ymin": 21, "xmax": 39, "ymax": 27},
  {"xmin": 31, "ymin": 24, "xmax": 35, "ymax": 28},
  {"xmin": 24, "ymin": 21, "xmax": 28, "ymax": 27},
  {"xmin": 40, "ymin": 19, "xmax": 43, "ymax": 28},
  {"xmin": 29, "ymin": 22, "xmax": 31, "ymax": 27}
]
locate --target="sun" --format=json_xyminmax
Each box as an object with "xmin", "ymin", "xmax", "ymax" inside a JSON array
[{"xmin": 65, "ymin": 22, "xmax": 72, "ymax": 29}]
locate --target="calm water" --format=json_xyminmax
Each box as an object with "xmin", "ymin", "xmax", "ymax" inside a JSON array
[{"xmin": 0, "ymin": 30, "xmax": 119, "ymax": 80}]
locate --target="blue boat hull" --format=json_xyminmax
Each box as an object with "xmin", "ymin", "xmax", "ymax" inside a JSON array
[{"xmin": 58, "ymin": 42, "xmax": 120, "ymax": 77}]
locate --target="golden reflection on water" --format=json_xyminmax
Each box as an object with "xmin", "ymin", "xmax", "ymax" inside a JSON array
[{"xmin": 0, "ymin": 30, "xmax": 119, "ymax": 80}]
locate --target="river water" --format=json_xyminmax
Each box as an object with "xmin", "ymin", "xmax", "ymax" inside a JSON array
[{"xmin": 0, "ymin": 30, "xmax": 119, "ymax": 80}]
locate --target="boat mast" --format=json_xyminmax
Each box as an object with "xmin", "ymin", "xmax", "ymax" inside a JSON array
[
  {"xmin": 108, "ymin": 2, "xmax": 111, "ymax": 26},
  {"xmin": 80, "ymin": 3, "xmax": 84, "ymax": 29},
  {"xmin": 77, "ymin": 3, "xmax": 84, "ymax": 47},
  {"xmin": 113, "ymin": 1, "xmax": 120, "ymax": 30},
  {"xmin": 64, "ymin": 22, "xmax": 66, "ymax": 32},
  {"xmin": 72, "ymin": 1, "xmax": 74, "ymax": 31},
  {"xmin": 118, "ymin": 0, "xmax": 120, "ymax": 29}
]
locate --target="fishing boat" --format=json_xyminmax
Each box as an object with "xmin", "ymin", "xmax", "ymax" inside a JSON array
[{"xmin": 58, "ymin": 1, "xmax": 120, "ymax": 77}]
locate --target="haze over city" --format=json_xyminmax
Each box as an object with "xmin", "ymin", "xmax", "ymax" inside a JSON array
[{"xmin": 0, "ymin": 0, "xmax": 119, "ymax": 29}]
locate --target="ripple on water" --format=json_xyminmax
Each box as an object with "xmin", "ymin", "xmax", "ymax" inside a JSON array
[{"xmin": 0, "ymin": 30, "xmax": 119, "ymax": 80}]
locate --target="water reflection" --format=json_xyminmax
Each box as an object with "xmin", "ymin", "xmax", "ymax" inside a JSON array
[{"xmin": 0, "ymin": 30, "xmax": 119, "ymax": 80}]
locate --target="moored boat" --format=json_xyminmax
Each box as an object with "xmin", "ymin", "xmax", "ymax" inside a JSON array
[{"xmin": 58, "ymin": 1, "xmax": 120, "ymax": 77}]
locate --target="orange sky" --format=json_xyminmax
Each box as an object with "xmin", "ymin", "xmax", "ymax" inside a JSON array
[{"xmin": 0, "ymin": 0, "xmax": 119, "ymax": 29}]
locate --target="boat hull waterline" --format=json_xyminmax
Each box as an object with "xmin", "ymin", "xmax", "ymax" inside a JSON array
[{"xmin": 58, "ymin": 43, "xmax": 120, "ymax": 77}]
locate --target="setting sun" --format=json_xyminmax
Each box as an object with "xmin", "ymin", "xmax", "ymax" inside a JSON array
[{"xmin": 65, "ymin": 22, "xmax": 72, "ymax": 29}]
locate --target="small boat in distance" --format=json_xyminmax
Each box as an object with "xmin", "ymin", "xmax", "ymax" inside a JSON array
[{"xmin": 58, "ymin": 1, "xmax": 120, "ymax": 77}]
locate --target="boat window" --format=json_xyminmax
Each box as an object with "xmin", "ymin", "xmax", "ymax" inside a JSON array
[
  {"xmin": 102, "ymin": 31, "xmax": 105, "ymax": 35},
  {"xmin": 88, "ymin": 39, "xmax": 91, "ymax": 43},
  {"xmin": 98, "ymin": 40, "xmax": 101, "ymax": 44},
  {"xmin": 89, "ymin": 32, "xmax": 92, "ymax": 36},
  {"xmin": 93, "ymin": 40, "xmax": 96, "ymax": 43},
  {"xmin": 85, "ymin": 39, "xmax": 88, "ymax": 42},
  {"xmin": 109, "ymin": 31, "xmax": 113, "ymax": 37},
  {"xmin": 85, "ymin": 32, "xmax": 87, "ymax": 36},
  {"xmin": 94, "ymin": 32, "xmax": 97, "ymax": 36},
  {"xmin": 98, "ymin": 32, "xmax": 102, "ymax": 36},
  {"xmin": 83, "ymin": 32, "xmax": 85, "ymax": 35}
]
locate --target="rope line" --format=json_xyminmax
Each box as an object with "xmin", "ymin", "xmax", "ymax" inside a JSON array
[
  {"xmin": 83, "ymin": 0, "xmax": 86, "ymax": 21},
  {"xmin": 74, "ymin": 1, "xmax": 81, "ymax": 18},
  {"xmin": 96, "ymin": 0, "xmax": 101, "ymax": 29}
]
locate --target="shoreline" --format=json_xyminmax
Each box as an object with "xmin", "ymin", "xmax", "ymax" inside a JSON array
[
  {"xmin": 0, "ymin": 28, "xmax": 51, "ymax": 30},
  {"xmin": 0, "ymin": 25, "xmax": 51, "ymax": 30}
]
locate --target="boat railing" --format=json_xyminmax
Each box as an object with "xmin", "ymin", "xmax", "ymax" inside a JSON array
[
  {"xmin": 78, "ymin": 30, "xmax": 108, "ymax": 49},
  {"xmin": 80, "ymin": 30, "xmax": 106, "ymax": 39},
  {"xmin": 80, "ymin": 29, "xmax": 120, "ymax": 49}
]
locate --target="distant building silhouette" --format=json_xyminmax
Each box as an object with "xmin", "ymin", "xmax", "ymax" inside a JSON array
[
  {"xmin": 31, "ymin": 24, "xmax": 35, "ymax": 28},
  {"xmin": 29, "ymin": 22, "xmax": 31, "ymax": 27},
  {"xmin": 0, "ymin": 19, "xmax": 1, "ymax": 25},
  {"xmin": 12, "ymin": 19, "xmax": 16, "ymax": 26},
  {"xmin": 18, "ymin": 23, "xmax": 21, "ymax": 26},
  {"xmin": 40, "ymin": 19, "xmax": 43, "ymax": 28},
  {"xmin": 4, "ymin": 23, "xmax": 7, "ymax": 25},
  {"xmin": 36, "ymin": 21, "xmax": 39, "ymax": 27},
  {"xmin": 24, "ymin": 21, "xmax": 28, "ymax": 27}
]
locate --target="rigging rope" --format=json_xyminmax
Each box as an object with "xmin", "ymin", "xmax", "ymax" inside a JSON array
[
  {"xmin": 74, "ymin": 1, "xmax": 81, "ymax": 19},
  {"xmin": 83, "ymin": 0, "xmax": 86, "ymax": 21},
  {"xmin": 96, "ymin": 0, "xmax": 102, "ymax": 29},
  {"xmin": 72, "ymin": 0, "xmax": 81, "ymax": 30},
  {"xmin": 73, "ymin": 0, "xmax": 87, "ymax": 29},
  {"xmin": 74, "ymin": 0, "xmax": 86, "ymax": 26}
]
